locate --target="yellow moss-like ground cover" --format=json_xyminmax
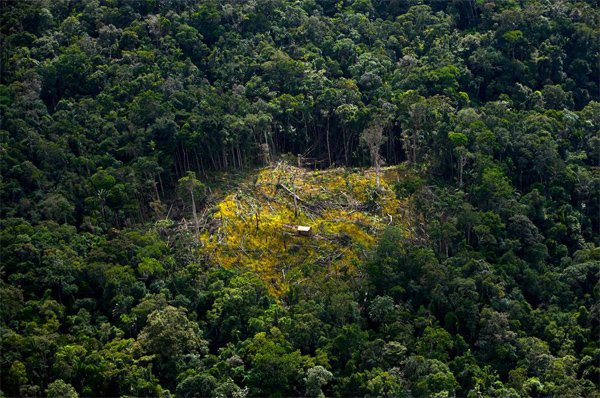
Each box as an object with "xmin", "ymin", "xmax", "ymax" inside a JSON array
[{"xmin": 200, "ymin": 164, "xmax": 409, "ymax": 296}]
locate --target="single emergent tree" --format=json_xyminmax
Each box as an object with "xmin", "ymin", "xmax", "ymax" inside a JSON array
[
  {"xmin": 360, "ymin": 122, "xmax": 386, "ymax": 190},
  {"xmin": 305, "ymin": 365, "xmax": 333, "ymax": 398},
  {"xmin": 46, "ymin": 380, "xmax": 78, "ymax": 398},
  {"xmin": 448, "ymin": 132, "xmax": 469, "ymax": 187},
  {"xmin": 178, "ymin": 171, "xmax": 205, "ymax": 238}
]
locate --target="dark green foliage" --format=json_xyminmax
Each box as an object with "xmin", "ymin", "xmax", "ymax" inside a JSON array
[{"xmin": 1, "ymin": 0, "xmax": 599, "ymax": 397}]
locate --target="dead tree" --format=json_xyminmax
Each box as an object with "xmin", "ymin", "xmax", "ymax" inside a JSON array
[{"xmin": 360, "ymin": 122, "xmax": 386, "ymax": 190}]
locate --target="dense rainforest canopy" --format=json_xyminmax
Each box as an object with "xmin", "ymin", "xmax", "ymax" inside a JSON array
[{"xmin": 1, "ymin": 0, "xmax": 599, "ymax": 397}]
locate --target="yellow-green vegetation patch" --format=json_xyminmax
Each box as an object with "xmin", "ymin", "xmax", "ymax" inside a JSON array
[{"xmin": 200, "ymin": 163, "xmax": 409, "ymax": 296}]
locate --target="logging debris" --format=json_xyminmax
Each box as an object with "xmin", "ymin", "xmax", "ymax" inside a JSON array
[{"xmin": 199, "ymin": 162, "xmax": 411, "ymax": 296}]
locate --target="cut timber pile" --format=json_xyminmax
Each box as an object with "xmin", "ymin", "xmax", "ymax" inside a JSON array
[{"xmin": 199, "ymin": 163, "xmax": 410, "ymax": 296}]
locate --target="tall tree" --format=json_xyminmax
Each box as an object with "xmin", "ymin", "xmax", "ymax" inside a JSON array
[
  {"xmin": 177, "ymin": 171, "xmax": 205, "ymax": 238},
  {"xmin": 360, "ymin": 122, "xmax": 386, "ymax": 190}
]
